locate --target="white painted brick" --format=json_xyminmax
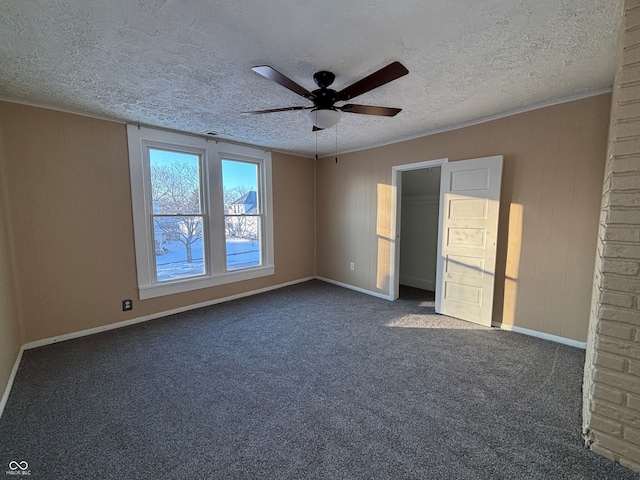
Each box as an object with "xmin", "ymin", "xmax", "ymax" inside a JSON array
[
  {"xmin": 612, "ymin": 155, "xmax": 640, "ymax": 173},
  {"xmin": 592, "ymin": 414, "xmax": 624, "ymax": 436},
  {"xmin": 603, "ymin": 259, "xmax": 640, "ymax": 276},
  {"xmin": 604, "ymin": 291, "xmax": 635, "ymax": 309},
  {"xmin": 603, "ymin": 152, "xmax": 616, "ymax": 174},
  {"xmin": 627, "ymin": 3, "xmax": 640, "ymax": 21},
  {"xmin": 607, "ymin": 209, "xmax": 640, "ymax": 225},
  {"xmin": 617, "ymin": 82, "xmax": 640, "ymax": 103},
  {"xmin": 590, "ymin": 442, "xmax": 618, "ymax": 462},
  {"xmin": 598, "ymin": 336, "xmax": 640, "ymax": 360},
  {"xmin": 604, "ymin": 225, "xmax": 640, "ymax": 241},
  {"xmin": 611, "ymin": 137, "xmax": 640, "ymax": 156},
  {"xmin": 618, "ymin": 99, "xmax": 640, "ymax": 119},
  {"xmin": 628, "ymin": 393, "xmax": 640, "ymax": 411},
  {"xmin": 615, "ymin": 81, "xmax": 640, "ymax": 102},
  {"xmin": 595, "ymin": 369, "xmax": 640, "ymax": 394},
  {"xmin": 624, "ymin": 55, "xmax": 640, "ymax": 75},
  {"xmin": 625, "ymin": 426, "xmax": 640, "ymax": 447},
  {"xmin": 619, "ymin": 57, "xmax": 640, "ymax": 76},
  {"xmin": 600, "ymin": 320, "xmax": 636, "ymax": 340},
  {"xmin": 608, "ymin": 194, "xmax": 640, "ymax": 209},
  {"xmin": 592, "ymin": 432, "xmax": 640, "ymax": 463},
  {"xmin": 601, "ymin": 306, "xmax": 640, "ymax": 326},
  {"xmin": 601, "ymin": 290, "xmax": 635, "ymax": 308},
  {"xmin": 610, "ymin": 174, "xmax": 640, "ymax": 191},
  {"xmin": 603, "ymin": 242, "xmax": 640, "ymax": 259},
  {"xmin": 594, "ymin": 270, "xmax": 603, "ymax": 293},
  {"xmin": 601, "ymin": 273, "xmax": 640, "ymax": 290},
  {"xmin": 595, "ymin": 383, "xmax": 626, "ymax": 404},
  {"xmin": 629, "ymin": 359, "xmax": 640, "ymax": 377},
  {"xmin": 603, "ymin": 175, "xmax": 612, "ymax": 195},
  {"xmin": 596, "ymin": 351, "xmax": 628, "ymax": 371},
  {"xmin": 586, "ymin": 5, "xmax": 640, "ymax": 472},
  {"xmin": 621, "ymin": 456, "xmax": 640, "ymax": 473}
]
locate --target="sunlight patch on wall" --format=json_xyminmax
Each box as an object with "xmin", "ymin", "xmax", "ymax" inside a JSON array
[
  {"xmin": 502, "ymin": 202, "xmax": 523, "ymax": 326},
  {"xmin": 376, "ymin": 183, "xmax": 394, "ymax": 291}
]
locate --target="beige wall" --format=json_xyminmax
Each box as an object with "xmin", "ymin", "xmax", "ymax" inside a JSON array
[
  {"xmin": 0, "ymin": 101, "xmax": 315, "ymax": 344},
  {"xmin": 317, "ymin": 94, "xmax": 611, "ymax": 342},
  {"xmin": 0, "ymin": 118, "xmax": 22, "ymax": 402},
  {"xmin": 0, "ymin": 93, "xmax": 609, "ymax": 363},
  {"xmin": 583, "ymin": 0, "xmax": 640, "ymax": 472}
]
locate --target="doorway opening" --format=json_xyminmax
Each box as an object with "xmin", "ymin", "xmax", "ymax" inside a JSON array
[
  {"xmin": 390, "ymin": 158, "xmax": 448, "ymax": 301},
  {"xmin": 398, "ymin": 166, "xmax": 441, "ymax": 301}
]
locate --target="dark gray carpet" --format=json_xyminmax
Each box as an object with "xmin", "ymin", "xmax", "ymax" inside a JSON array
[{"xmin": 1, "ymin": 280, "xmax": 638, "ymax": 479}]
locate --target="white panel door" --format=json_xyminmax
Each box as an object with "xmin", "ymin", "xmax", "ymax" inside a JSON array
[{"xmin": 435, "ymin": 156, "xmax": 503, "ymax": 326}]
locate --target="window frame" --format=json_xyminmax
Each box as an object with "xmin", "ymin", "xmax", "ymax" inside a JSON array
[
  {"xmin": 127, "ymin": 125, "xmax": 274, "ymax": 300},
  {"xmin": 221, "ymin": 158, "xmax": 263, "ymax": 272},
  {"xmin": 148, "ymin": 145, "xmax": 208, "ymax": 283}
]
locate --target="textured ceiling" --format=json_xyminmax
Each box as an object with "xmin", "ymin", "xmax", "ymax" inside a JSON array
[{"xmin": 0, "ymin": 0, "xmax": 622, "ymax": 158}]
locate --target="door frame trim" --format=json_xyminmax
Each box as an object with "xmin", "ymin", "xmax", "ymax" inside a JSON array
[{"xmin": 390, "ymin": 158, "xmax": 449, "ymax": 300}]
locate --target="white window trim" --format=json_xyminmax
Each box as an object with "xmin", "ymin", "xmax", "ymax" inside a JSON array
[{"xmin": 127, "ymin": 125, "xmax": 274, "ymax": 300}]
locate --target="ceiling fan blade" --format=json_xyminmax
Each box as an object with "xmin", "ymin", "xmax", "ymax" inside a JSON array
[
  {"xmin": 242, "ymin": 106, "xmax": 310, "ymax": 114},
  {"xmin": 251, "ymin": 66, "xmax": 315, "ymax": 99},
  {"xmin": 337, "ymin": 61, "xmax": 409, "ymax": 101},
  {"xmin": 339, "ymin": 104, "xmax": 402, "ymax": 116}
]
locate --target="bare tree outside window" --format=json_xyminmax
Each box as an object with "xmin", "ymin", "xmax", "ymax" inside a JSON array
[{"xmin": 150, "ymin": 154, "xmax": 203, "ymax": 270}]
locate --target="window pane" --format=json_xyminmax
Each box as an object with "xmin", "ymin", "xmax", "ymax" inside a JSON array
[
  {"xmin": 222, "ymin": 160, "xmax": 261, "ymax": 271},
  {"xmin": 154, "ymin": 216, "xmax": 205, "ymax": 281},
  {"xmin": 150, "ymin": 148, "xmax": 201, "ymax": 214},
  {"xmin": 225, "ymin": 217, "xmax": 261, "ymax": 270},
  {"xmin": 222, "ymin": 160, "xmax": 259, "ymax": 214}
]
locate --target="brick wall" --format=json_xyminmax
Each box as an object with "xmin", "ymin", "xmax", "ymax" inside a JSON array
[{"xmin": 583, "ymin": 0, "xmax": 640, "ymax": 472}]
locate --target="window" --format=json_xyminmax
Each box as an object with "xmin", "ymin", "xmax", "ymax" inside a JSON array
[
  {"xmin": 127, "ymin": 125, "xmax": 274, "ymax": 299},
  {"xmin": 222, "ymin": 160, "xmax": 261, "ymax": 271},
  {"xmin": 150, "ymin": 148, "xmax": 205, "ymax": 282}
]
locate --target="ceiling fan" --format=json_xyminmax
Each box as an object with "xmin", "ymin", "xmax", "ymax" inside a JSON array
[{"xmin": 244, "ymin": 61, "xmax": 409, "ymax": 130}]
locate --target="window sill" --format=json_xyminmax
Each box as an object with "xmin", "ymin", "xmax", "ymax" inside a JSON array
[{"xmin": 138, "ymin": 265, "xmax": 275, "ymax": 300}]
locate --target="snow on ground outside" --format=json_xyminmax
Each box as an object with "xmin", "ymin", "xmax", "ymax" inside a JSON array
[{"xmin": 156, "ymin": 238, "xmax": 259, "ymax": 281}]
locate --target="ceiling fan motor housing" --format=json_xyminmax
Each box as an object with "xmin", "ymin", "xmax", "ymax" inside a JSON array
[
  {"xmin": 312, "ymin": 88, "xmax": 339, "ymax": 110},
  {"xmin": 313, "ymin": 71, "xmax": 335, "ymax": 88},
  {"xmin": 311, "ymin": 71, "xmax": 339, "ymax": 110}
]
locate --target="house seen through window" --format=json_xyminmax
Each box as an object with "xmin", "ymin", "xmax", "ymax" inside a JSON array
[
  {"xmin": 222, "ymin": 160, "xmax": 262, "ymax": 271},
  {"xmin": 127, "ymin": 125, "xmax": 274, "ymax": 299}
]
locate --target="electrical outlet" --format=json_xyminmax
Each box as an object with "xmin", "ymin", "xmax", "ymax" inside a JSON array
[
  {"xmin": 122, "ymin": 299, "xmax": 133, "ymax": 311},
  {"xmin": 350, "ymin": 262, "xmax": 355, "ymax": 271}
]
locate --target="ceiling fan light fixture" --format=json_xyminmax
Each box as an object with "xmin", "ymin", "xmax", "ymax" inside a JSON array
[{"xmin": 307, "ymin": 108, "xmax": 341, "ymax": 129}]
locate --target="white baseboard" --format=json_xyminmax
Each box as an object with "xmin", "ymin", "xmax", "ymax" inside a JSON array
[
  {"xmin": 0, "ymin": 346, "xmax": 24, "ymax": 420},
  {"xmin": 0, "ymin": 276, "xmax": 315, "ymax": 421},
  {"xmin": 1, "ymin": 275, "xmax": 585, "ymax": 422},
  {"xmin": 315, "ymin": 276, "xmax": 394, "ymax": 300},
  {"xmin": 315, "ymin": 277, "xmax": 586, "ymax": 348},
  {"xmin": 492, "ymin": 322, "xmax": 586, "ymax": 349},
  {"xmin": 23, "ymin": 276, "xmax": 316, "ymax": 351}
]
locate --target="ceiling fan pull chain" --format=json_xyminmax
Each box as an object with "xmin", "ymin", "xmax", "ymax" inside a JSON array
[{"xmin": 336, "ymin": 123, "xmax": 339, "ymax": 163}]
